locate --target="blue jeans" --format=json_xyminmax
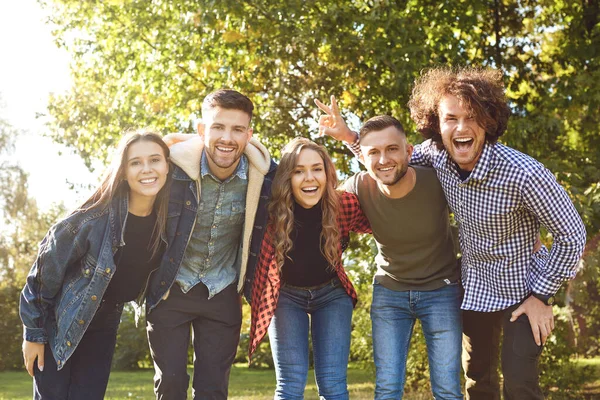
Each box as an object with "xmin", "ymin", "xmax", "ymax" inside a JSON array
[
  {"xmin": 371, "ymin": 282, "xmax": 463, "ymax": 399},
  {"xmin": 33, "ymin": 301, "xmax": 124, "ymax": 400},
  {"xmin": 268, "ymin": 278, "xmax": 353, "ymax": 400}
]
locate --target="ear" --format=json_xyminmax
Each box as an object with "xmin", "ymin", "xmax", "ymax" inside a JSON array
[
  {"xmin": 406, "ymin": 142, "xmax": 414, "ymax": 159},
  {"xmin": 197, "ymin": 122, "xmax": 205, "ymax": 138},
  {"xmin": 247, "ymin": 127, "xmax": 253, "ymax": 140}
]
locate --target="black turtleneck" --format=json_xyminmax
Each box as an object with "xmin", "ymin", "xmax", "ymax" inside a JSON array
[
  {"xmin": 103, "ymin": 212, "xmax": 162, "ymax": 303},
  {"xmin": 281, "ymin": 201, "xmax": 337, "ymax": 287}
]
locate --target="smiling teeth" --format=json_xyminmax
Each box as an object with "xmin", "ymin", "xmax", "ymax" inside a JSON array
[
  {"xmin": 217, "ymin": 147, "xmax": 234, "ymax": 152},
  {"xmin": 302, "ymin": 187, "xmax": 318, "ymax": 192},
  {"xmin": 380, "ymin": 167, "xmax": 394, "ymax": 171},
  {"xmin": 140, "ymin": 178, "xmax": 157, "ymax": 184},
  {"xmin": 455, "ymin": 138, "xmax": 472, "ymax": 143}
]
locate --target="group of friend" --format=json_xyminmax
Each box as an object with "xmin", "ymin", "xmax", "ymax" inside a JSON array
[{"xmin": 19, "ymin": 66, "xmax": 586, "ymax": 400}]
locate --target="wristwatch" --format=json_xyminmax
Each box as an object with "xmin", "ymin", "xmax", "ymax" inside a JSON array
[{"xmin": 532, "ymin": 292, "xmax": 555, "ymax": 306}]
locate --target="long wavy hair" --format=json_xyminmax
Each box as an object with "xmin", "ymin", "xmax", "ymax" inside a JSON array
[
  {"xmin": 408, "ymin": 66, "xmax": 511, "ymax": 149},
  {"xmin": 269, "ymin": 138, "xmax": 340, "ymax": 271},
  {"xmin": 78, "ymin": 129, "xmax": 171, "ymax": 256}
]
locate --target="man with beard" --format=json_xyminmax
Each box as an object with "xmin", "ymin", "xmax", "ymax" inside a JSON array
[
  {"xmin": 145, "ymin": 89, "xmax": 277, "ymax": 399},
  {"xmin": 316, "ymin": 66, "xmax": 586, "ymax": 400},
  {"xmin": 317, "ymin": 108, "xmax": 463, "ymax": 399}
]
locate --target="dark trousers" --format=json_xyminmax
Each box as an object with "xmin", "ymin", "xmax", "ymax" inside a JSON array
[
  {"xmin": 462, "ymin": 303, "xmax": 544, "ymax": 400},
  {"xmin": 146, "ymin": 282, "xmax": 242, "ymax": 400},
  {"xmin": 33, "ymin": 301, "xmax": 124, "ymax": 400}
]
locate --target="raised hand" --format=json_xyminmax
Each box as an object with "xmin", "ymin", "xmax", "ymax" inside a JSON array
[{"xmin": 314, "ymin": 95, "xmax": 357, "ymax": 143}]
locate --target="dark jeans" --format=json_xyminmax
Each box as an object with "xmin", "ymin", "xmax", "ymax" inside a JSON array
[
  {"xmin": 33, "ymin": 301, "xmax": 124, "ymax": 400},
  {"xmin": 146, "ymin": 282, "xmax": 242, "ymax": 400},
  {"xmin": 462, "ymin": 303, "xmax": 544, "ymax": 400}
]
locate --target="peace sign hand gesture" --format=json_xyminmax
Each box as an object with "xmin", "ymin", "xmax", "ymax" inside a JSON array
[{"xmin": 314, "ymin": 95, "xmax": 358, "ymax": 143}]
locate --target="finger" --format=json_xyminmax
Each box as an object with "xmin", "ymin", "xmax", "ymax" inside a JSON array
[
  {"xmin": 318, "ymin": 115, "xmax": 332, "ymax": 126},
  {"xmin": 550, "ymin": 315, "xmax": 555, "ymax": 330},
  {"xmin": 539, "ymin": 323, "xmax": 549, "ymax": 345},
  {"xmin": 330, "ymin": 95, "xmax": 341, "ymax": 116},
  {"xmin": 544, "ymin": 321, "xmax": 553, "ymax": 341},
  {"xmin": 531, "ymin": 322, "xmax": 541, "ymax": 346},
  {"xmin": 25, "ymin": 356, "xmax": 34, "ymax": 377},
  {"xmin": 38, "ymin": 348, "xmax": 44, "ymax": 372},
  {"xmin": 314, "ymin": 99, "xmax": 333, "ymax": 115},
  {"xmin": 510, "ymin": 307, "xmax": 523, "ymax": 322}
]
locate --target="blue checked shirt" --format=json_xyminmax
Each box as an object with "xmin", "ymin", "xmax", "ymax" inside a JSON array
[{"xmin": 348, "ymin": 138, "xmax": 586, "ymax": 312}]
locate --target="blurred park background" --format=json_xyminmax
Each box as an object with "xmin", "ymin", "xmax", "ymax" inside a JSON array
[{"xmin": 1, "ymin": 0, "xmax": 599, "ymax": 398}]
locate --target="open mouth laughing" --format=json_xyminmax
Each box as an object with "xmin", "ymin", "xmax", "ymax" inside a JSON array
[
  {"xmin": 453, "ymin": 137, "xmax": 474, "ymax": 152},
  {"xmin": 301, "ymin": 186, "xmax": 319, "ymax": 194}
]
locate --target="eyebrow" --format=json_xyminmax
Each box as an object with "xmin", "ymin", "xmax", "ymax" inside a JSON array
[
  {"xmin": 128, "ymin": 153, "xmax": 163, "ymax": 161},
  {"xmin": 295, "ymin": 162, "xmax": 324, "ymax": 168},
  {"xmin": 211, "ymin": 123, "xmax": 248, "ymax": 130}
]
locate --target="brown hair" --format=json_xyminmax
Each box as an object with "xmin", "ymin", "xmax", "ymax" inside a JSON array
[
  {"xmin": 268, "ymin": 137, "xmax": 340, "ymax": 271},
  {"xmin": 359, "ymin": 115, "xmax": 406, "ymax": 143},
  {"xmin": 79, "ymin": 129, "xmax": 171, "ymax": 256},
  {"xmin": 408, "ymin": 66, "xmax": 511, "ymax": 148},
  {"xmin": 202, "ymin": 89, "xmax": 254, "ymax": 120}
]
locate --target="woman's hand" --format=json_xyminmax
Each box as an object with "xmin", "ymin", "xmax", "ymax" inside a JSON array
[{"xmin": 23, "ymin": 340, "xmax": 45, "ymax": 377}]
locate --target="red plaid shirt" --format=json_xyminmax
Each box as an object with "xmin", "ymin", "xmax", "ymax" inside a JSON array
[{"xmin": 249, "ymin": 191, "xmax": 371, "ymax": 359}]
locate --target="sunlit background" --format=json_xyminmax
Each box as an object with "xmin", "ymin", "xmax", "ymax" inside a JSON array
[{"xmin": 0, "ymin": 0, "xmax": 97, "ymax": 212}]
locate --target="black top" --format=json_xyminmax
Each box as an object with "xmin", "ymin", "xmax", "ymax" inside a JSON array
[
  {"xmin": 281, "ymin": 201, "xmax": 337, "ymax": 287},
  {"xmin": 103, "ymin": 212, "xmax": 162, "ymax": 304}
]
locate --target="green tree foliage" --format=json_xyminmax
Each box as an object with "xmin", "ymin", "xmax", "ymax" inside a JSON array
[
  {"xmin": 0, "ymin": 115, "xmax": 66, "ymax": 371},
  {"xmin": 31, "ymin": 0, "xmax": 600, "ymax": 391}
]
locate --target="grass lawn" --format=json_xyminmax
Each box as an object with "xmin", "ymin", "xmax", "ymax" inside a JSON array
[
  {"xmin": 1, "ymin": 360, "xmax": 598, "ymax": 399},
  {"xmin": 0, "ymin": 364, "xmax": 386, "ymax": 400}
]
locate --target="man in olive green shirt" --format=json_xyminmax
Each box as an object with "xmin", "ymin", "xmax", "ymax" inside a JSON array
[{"xmin": 342, "ymin": 114, "xmax": 463, "ymax": 399}]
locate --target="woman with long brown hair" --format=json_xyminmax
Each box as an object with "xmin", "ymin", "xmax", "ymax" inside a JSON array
[
  {"xmin": 249, "ymin": 137, "xmax": 371, "ymax": 399},
  {"xmin": 20, "ymin": 130, "xmax": 171, "ymax": 400}
]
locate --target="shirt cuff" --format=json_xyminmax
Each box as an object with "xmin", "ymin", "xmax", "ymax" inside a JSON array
[
  {"xmin": 530, "ymin": 274, "xmax": 562, "ymax": 297},
  {"xmin": 345, "ymin": 131, "xmax": 361, "ymax": 159},
  {"xmin": 23, "ymin": 326, "xmax": 48, "ymax": 343}
]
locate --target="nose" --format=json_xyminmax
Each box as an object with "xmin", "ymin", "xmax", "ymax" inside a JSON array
[
  {"xmin": 379, "ymin": 153, "xmax": 389, "ymax": 165},
  {"xmin": 221, "ymin": 129, "xmax": 233, "ymax": 142},
  {"xmin": 141, "ymin": 161, "xmax": 152, "ymax": 173},
  {"xmin": 305, "ymin": 170, "xmax": 315, "ymax": 181}
]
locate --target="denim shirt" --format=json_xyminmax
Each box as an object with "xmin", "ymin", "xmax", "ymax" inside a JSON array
[
  {"xmin": 19, "ymin": 193, "xmax": 129, "ymax": 370},
  {"xmin": 175, "ymin": 151, "xmax": 248, "ymax": 298}
]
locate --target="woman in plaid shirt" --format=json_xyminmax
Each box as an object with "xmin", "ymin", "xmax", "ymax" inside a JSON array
[{"xmin": 249, "ymin": 137, "xmax": 371, "ymax": 399}]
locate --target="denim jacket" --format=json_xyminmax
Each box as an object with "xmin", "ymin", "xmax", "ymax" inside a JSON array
[
  {"xmin": 145, "ymin": 136, "xmax": 276, "ymax": 312},
  {"xmin": 19, "ymin": 192, "xmax": 129, "ymax": 369}
]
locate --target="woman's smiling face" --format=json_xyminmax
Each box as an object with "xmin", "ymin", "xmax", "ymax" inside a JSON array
[
  {"xmin": 291, "ymin": 148, "xmax": 327, "ymax": 209},
  {"xmin": 125, "ymin": 140, "xmax": 169, "ymax": 201}
]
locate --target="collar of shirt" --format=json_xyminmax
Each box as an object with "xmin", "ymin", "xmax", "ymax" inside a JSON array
[
  {"xmin": 200, "ymin": 149, "xmax": 248, "ymax": 183},
  {"xmin": 440, "ymin": 141, "xmax": 499, "ymax": 182}
]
